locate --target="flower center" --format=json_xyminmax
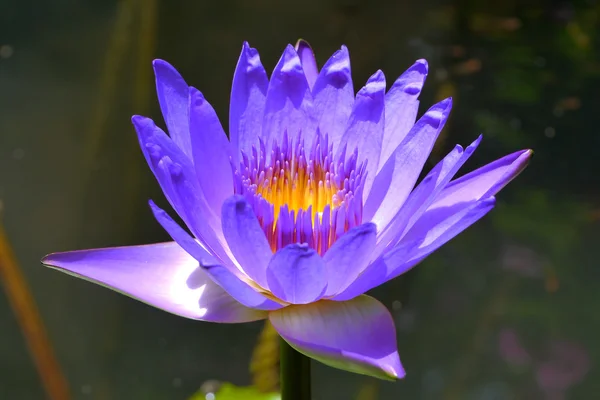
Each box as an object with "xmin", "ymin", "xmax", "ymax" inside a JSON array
[{"xmin": 233, "ymin": 133, "xmax": 366, "ymax": 255}]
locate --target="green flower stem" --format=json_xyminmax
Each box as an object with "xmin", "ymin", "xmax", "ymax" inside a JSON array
[{"xmin": 280, "ymin": 338, "xmax": 311, "ymax": 400}]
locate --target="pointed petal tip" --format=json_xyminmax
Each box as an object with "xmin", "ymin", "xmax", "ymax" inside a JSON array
[
  {"xmin": 515, "ymin": 149, "xmax": 533, "ymax": 172},
  {"xmin": 152, "ymin": 59, "xmax": 185, "ymax": 81},
  {"xmin": 284, "ymin": 43, "xmax": 296, "ymax": 53},
  {"xmin": 504, "ymin": 149, "xmax": 533, "ymax": 175},
  {"xmin": 131, "ymin": 115, "xmax": 155, "ymax": 132},
  {"xmin": 237, "ymin": 42, "xmax": 264, "ymax": 72},
  {"xmin": 152, "ymin": 58, "xmax": 170, "ymax": 69},
  {"xmin": 389, "ymin": 59, "xmax": 429, "ymax": 96},
  {"xmin": 147, "ymin": 198, "xmax": 159, "ymax": 210},
  {"xmin": 465, "ymin": 134, "xmax": 483, "ymax": 152},
  {"xmin": 411, "ymin": 58, "xmax": 429, "ymax": 74},
  {"xmin": 269, "ymin": 296, "xmax": 404, "ymax": 381},
  {"xmin": 433, "ymin": 97, "xmax": 453, "ymax": 113},
  {"xmin": 359, "ymin": 70, "xmax": 386, "ymax": 94},
  {"xmin": 294, "ymin": 38, "xmax": 312, "ymax": 50},
  {"xmin": 370, "ymin": 69, "xmax": 385, "ymax": 81},
  {"xmin": 274, "ymin": 44, "xmax": 304, "ymax": 74},
  {"xmin": 417, "ymin": 97, "xmax": 452, "ymax": 129},
  {"xmin": 40, "ymin": 248, "xmax": 87, "ymax": 270},
  {"xmin": 382, "ymin": 358, "xmax": 406, "ymax": 381},
  {"xmin": 40, "ymin": 253, "xmax": 55, "ymax": 267},
  {"xmin": 240, "ymin": 41, "xmax": 259, "ymax": 56},
  {"xmin": 481, "ymin": 195, "xmax": 497, "ymax": 208}
]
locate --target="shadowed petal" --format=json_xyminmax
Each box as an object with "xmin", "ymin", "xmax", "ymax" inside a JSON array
[
  {"xmin": 189, "ymin": 87, "xmax": 234, "ymax": 214},
  {"xmin": 331, "ymin": 256, "xmax": 388, "ymax": 302},
  {"xmin": 150, "ymin": 201, "xmax": 283, "ymax": 311},
  {"xmin": 364, "ymin": 98, "xmax": 452, "ymax": 227},
  {"xmin": 132, "ymin": 116, "xmax": 201, "ymax": 230},
  {"xmin": 336, "ymin": 70, "xmax": 386, "ymax": 198},
  {"xmin": 374, "ymin": 136, "xmax": 481, "ymax": 256},
  {"xmin": 149, "ymin": 200, "xmax": 217, "ymax": 264},
  {"xmin": 204, "ymin": 264, "xmax": 284, "ymax": 311},
  {"xmin": 323, "ymin": 223, "xmax": 377, "ymax": 297},
  {"xmin": 221, "ymin": 195, "xmax": 273, "ymax": 289},
  {"xmin": 133, "ymin": 116, "xmax": 234, "ymax": 267},
  {"xmin": 230, "ymin": 42, "xmax": 269, "ymax": 163},
  {"xmin": 433, "ymin": 149, "xmax": 532, "ymax": 209},
  {"xmin": 334, "ymin": 197, "xmax": 496, "ymax": 301},
  {"xmin": 269, "ymin": 296, "xmax": 404, "ymax": 380},
  {"xmin": 379, "ymin": 59, "xmax": 428, "ymax": 169},
  {"xmin": 266, "ymin": 244, "xmax": 327, "ymax": 304},
  {"xmin": 312, "ymin": 45, "xmax": 354, "ymax": 152},
  {"xmin": 388, "ymin": 196, "xmax": 497, "ymax": 276},
  {"xmin": 42, "ymin": 242, "xmax": 266, "ymax": 323},
  {"xmin": 153, "ymin": 60, "xmax": 192, "ymax": 159},
  {"xmin": 295, "ymin": 39, "xmax": 319, "ymax": 90},
  {"xmin": 263, "ymin": 44, "xmax": 315, "ymax": 153}
]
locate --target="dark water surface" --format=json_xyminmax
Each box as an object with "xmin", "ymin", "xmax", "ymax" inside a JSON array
[{"xmin": 1, "ymin": 0, "xmax": 598, "ymax": 399}]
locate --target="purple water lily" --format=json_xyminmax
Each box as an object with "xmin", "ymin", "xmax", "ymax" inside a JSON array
[{"xmin": 42, "ymin": 40, "xmax": 531, "ymax": 380}]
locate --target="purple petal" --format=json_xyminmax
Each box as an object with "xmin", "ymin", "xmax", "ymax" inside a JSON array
[
  {"xmin": 331, "ymin": 256, "xmax": 388, "ymax": 302},
  {"xmin": 336, "ymin": 70, "xmax": 386, "ymax": 198},
  {"xmin": 269, "ymin": 295, "xmax": 404, "ymax": 380},
  {"xmin": 132, "ymin": 116, "xmax": 200, "ymax": 229},
  {"xmin": 433, "ymin": 149, "xmax": 532, "ymax": 209},
  {"xmin": 386, "ymin": 196, "xmax": 497, "ymax": 277},
  {"xmin": 312, "ymin": 45, "xmax": 354, "ymax": 152},
  {"xmin": 229, "ymin": 42, "xmax": 269, "ymax": 163},
  {"xmin": 333, "ymin": 197, "xmax": 496, "ymax": 301},
  {"xmin": 153, "ymin": 60, "xmax": 192, "ymax": 159},
  {"xmin": 266, "ymin": 244, "xmax": 327, "ymax": 304},
  {"xmin": 203, "ymin": 264, "xmax": 284, "ymax": 311},
  {"xmin": 149, "ymin": 200, "xmax": 217, "ymax": 264},
  {"xmin": 374, "ymin": 136, "xmax": 481, "ymax": 256},
  {"xmin": 263, "ymin": 44, "xmax": 315, "ymax": 153},
  {"xmin": 323, "ymin": 223, "xmax": 377, "ymax": 297},
  {"xmin": 379, "ymin": 60, "xmax": 428, "ymax": 169},
  {"xmin": 149, "ymin": 201, "xmax": 283, "ymax": 311},
  {"xmin": 364, "ymin": 98, "xmax": 452, "ymax": 227},
  {"xmin": 189, "ymin": 87, "xmax": 234, "ymax": 213},
  {"xmin": 133, "ymin": 116, "xmax": 233, "ymax": 267},
  {"xmin": 221, "ymin": 195, "xmax": 273, "ymax": 289},
  {"xmin": 42, "ymin": 242, "xmax": 267, "ymax": 323},
  {"xmin": 295, "ymin": 39, "xmax": 319, "ymax": 90}
]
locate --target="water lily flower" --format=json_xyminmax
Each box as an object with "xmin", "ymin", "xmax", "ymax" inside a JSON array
[{"xmin": 42, "ymin": 40, "xmax": 531, "ymax": 380}]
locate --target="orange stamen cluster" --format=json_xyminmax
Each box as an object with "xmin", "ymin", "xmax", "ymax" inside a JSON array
[{"xmin": 233, "ymin": 134, "xmax": 366, "ymax": 254}]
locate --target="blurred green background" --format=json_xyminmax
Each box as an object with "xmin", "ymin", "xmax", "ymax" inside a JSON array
[{"xmin": 1, "ymin": 0, "xmax": 598, "ymax": 399}]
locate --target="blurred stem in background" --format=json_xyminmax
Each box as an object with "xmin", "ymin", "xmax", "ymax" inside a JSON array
[
  {"xmin": 78, "ymin": 0, "xmax": 158, "ymax": 396},
  {"xmin": 0, "ymin": 223, "xmax": 70, "ymax": 400},
  {"xmin": 251, "ymin": 321, "xmax": 280, "ymax": 393},
  {"xmin": 280, "ymin": 339, "xmax": 311, "ymax": 400},
  {"xmin": 83, "ymin": 0, "xmax": 135, "ymax": 174}
]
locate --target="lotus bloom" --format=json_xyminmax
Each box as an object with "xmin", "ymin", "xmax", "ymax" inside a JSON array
[{"xmin": 43, "ymin": 40, "xmax": 531, "ymax": 380}]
